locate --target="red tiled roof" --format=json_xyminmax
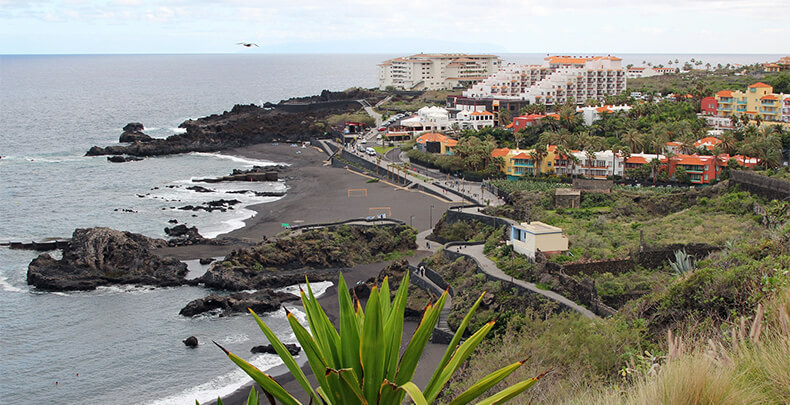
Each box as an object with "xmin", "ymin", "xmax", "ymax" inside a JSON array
[
  {"xmin": 626, "ymin": 156, "xmax": 648, "ymax": 164},
  {"xmin": 511, "ymin": 152, "xmax": 533, "ymax": 160},
  {"xmin": 749, "ymin": 82, "xmax": 772, "ymax": 88},
  {"xmin": 716, "ymin": 90, "xmax": 733, "ymax": 97},
  {"xmin": 491, "ymin": 148, "xmax": 511, "ymax": 158},
  {"xmin": 416, "ymin": 132, "xmax": 449, "ymax": 143},
  {"xmin": 761, "ymin": 95, "xmax": 778, "ymax": 100},
  {"xmin": 445, "ymin": 139, "xmax": 458, "ymax": 147},
  {"xmin": 470, "ymin": 111, "xmax": 494, "ymax": 116}
]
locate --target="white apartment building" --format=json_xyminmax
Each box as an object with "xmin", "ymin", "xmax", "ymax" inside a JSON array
[
  {"xmin": 399, "ymin": 105, "xmax": 494, "ymax": 132},
  {"xmin": 378, "ymin": 53, "xmax": 501, "ymax": 90},
  {"xmin": 626, "ymin": 66, "xmax": 677, "ymax": 79},
  {"xmin": 462, "ymin": 55, "xmax": 627, "ymax": 106}
]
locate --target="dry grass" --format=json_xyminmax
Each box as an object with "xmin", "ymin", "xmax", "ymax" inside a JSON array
[{"xmin": 574, "ymin": 287, "xmax": 790, "ymax": 405}]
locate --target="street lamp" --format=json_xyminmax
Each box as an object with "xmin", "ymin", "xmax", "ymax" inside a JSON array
[
  {"xmin": 410, "ymin": 215, "xmax": 413, "ymax": 227},
  {"xmin": 429, "ymin": 205, "xmax": 434, "ymax": 228}
]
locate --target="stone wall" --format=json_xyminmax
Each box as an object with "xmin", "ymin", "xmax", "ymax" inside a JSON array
[
  {"xmin": 558, "ymin": 258, "xmax": 636, "ymax": 277},
  {"xmin": 572, "ymin": 178, "xmax": 613, "ymax": 193},
  {"xmin": 730, "ymin": 170, "xmax": 790, "ymax": 200},
  {"xmin": 636, "ymin": 243, "xmax": 721, "ymax": 269},
  {"xmin": 443, "ymin": 208, "xmax": 514, "ymax": 230},
  {"xmin": 276, "ymin": 100, "xmax": 361, "ymax": 113},
  {"xmin": 555, "ymin": 189, "xmax": 581, "ymax": 209}
]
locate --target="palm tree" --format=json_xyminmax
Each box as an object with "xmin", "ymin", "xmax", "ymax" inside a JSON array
[
  {"xmin": 622, "ymin": 128, "xmax": 644, "ymax": 153},
  {"xmin": 620, "ymin": 147, "xmax": 632, "ymax": 179},
  {"xmin": 529, "ymin": 143, "xmax": 548, "ymax": 177}
]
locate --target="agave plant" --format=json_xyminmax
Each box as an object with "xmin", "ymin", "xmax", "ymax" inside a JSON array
[
  {"xmin": 669, "ymin": 249, "xmax": 695, "ymax": 276},
  {"xmin": 213, "ymin": 272, "xmax": 546, "ymax": 404}
]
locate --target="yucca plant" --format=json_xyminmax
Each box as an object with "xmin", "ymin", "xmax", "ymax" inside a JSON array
[{"xmin": 213, "ymin": 272, "xmax": 547, "ymax": 404}]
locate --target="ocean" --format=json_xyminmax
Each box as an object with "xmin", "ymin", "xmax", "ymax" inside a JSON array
[{"xmin": 0, "ymin": 52, "xmax": 782, "ymax": 404}]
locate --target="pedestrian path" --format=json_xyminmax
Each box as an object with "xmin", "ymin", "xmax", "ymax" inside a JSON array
[{"xmin": 413, "ymin": 230, "xmax": 597, "ymax": 320}]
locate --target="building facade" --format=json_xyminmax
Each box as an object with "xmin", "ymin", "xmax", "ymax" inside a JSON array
[
  {"xmin": 510, "ymin": 222, "xmax": 569, "ymax": 259},
  {"xmin": 714, "ymin": 82, "xmax": 785, "ymax": 122},
  {"xmin": 378, "ymin": 53, "xmax": 501, "ymax": 90},
  {"xmin": 462, "ymin": 55, "xmax": 627, "ymax": 106}
]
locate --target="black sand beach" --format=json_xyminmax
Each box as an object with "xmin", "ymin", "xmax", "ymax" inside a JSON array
[{"xmin": 160, "ymin": 143, "xmax": 455, "ymax": 404}]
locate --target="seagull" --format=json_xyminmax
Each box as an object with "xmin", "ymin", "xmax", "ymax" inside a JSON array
[{"xmin": 236, "ymin": 42, "xmax": 258, "ymax": 48}]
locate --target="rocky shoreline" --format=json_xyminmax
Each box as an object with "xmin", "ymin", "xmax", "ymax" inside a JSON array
[{"xmin": 85, "ymin": 89, "xmax": 384, "ymax": 158}]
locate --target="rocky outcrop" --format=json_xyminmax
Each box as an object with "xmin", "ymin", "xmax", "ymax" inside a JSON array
[
  {"xmin": 179, "ymin": 290, "xmax": 299, "ymax": 317},
  {"xmin": 183, "ymin": 336, "xmax": 199, "ymax": 347},
  {"xmin": 27, "ymin": 227, "xmax": 188, "ymax": 291},
  {"xmin": 196, "ymin": 265, "xmax": 337, "ymax": 292},
  {"xmin": 85, "ymin": 89, "xmax": 384, "ymax": 157},
  {"xmin": 194, "ymin": 166, "xmax": 283, "ymax": 183},
  {"xmin": 107, "ymin": 155, "xmax": 143, "ymax": 163},
  {"xmin": 251, "ymin": 343, "xmax": 301, "ymax": 356},
  {"xmin": 221, "ymin": 225, "xmax": 416, "ymax": 271},
  {"xmin": 164, "ymin": 225, "xmax": 206, "ymax": 246},
  {"xmin": 119, "ymin": 122, "xmax": 154, "ymax": 143}
]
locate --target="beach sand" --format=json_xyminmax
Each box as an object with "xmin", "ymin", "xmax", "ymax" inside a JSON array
[
  {"xmin": 158, "ymin": 142, "xmax": 455, "ymax": 260},
  {"xmin": 161, "ymin": 143, "xmax": 455, "ymax": 404}
]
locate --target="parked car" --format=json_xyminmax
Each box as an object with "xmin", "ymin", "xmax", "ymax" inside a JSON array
[{"xmin": 366, "ymin": 147, "xmax": 377, "ymax": 156}]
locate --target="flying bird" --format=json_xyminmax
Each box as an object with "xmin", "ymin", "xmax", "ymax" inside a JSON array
[{"xmin": 237, "ymin": 42, "xmax": 259, "ymax": 48}]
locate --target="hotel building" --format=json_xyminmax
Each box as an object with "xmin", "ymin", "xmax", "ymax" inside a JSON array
[
  {"xmin": 377, "ymin": 53, "xmax": 501, "ymax": 90},
  {"xmin": 462, "ymin": 55, "xmax": 627, "ymax": 106},
  {"xmin": 714, "ymin": 82, "xmax": 785, "ymax": 122}
]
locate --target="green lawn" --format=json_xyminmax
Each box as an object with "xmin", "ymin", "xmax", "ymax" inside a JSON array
[{"xmin": 373, "ymin": 146, "xmax": 396, "ymax": 154}]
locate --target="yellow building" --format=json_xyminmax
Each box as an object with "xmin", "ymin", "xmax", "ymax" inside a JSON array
[
  {"xmin": 415, "ymin": 132, "xmax": 457, "ymax": 155},
  {"xmin": 714, "ymin": 82, "xmax": 782, "ymax": 122},
  {"xmin": 492, "ymin": 146, "xmax": 558, "ymax": 179}
]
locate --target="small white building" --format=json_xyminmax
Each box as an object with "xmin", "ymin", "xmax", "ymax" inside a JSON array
[
  {"xmin": 577, "ymin": 104, "xmax": 632, "ymax": 126},
  {"xmin": 510, "ymin": 222, "xmax": 569, "ymax": 259}
]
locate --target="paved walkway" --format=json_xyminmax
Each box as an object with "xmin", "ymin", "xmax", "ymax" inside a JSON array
[{"xmin": 414, "ymin": 230, "xmax": 597, "ymax": 320}]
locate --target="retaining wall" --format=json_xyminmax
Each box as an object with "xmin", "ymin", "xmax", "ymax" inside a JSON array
[
  {"xmin": 636, "ymin": 243, "xmax": 721, "ymax": 269},
  {"xmin": 572, "ymin": 178, "xmax": 613, "ymax": 193},
  {"xmin": 333, "ymin": 150, "xmax": 410, "ymax": 185},
  {"xmin": 442, "ymin": 209, "xmax": 514, "ymax": 230},
  {"xmin": 730, "ymin": 171, "xmax": 790, "ymax": 200},
  {"xmin": 276, "ymin": 100, "xmax": 361, "ymax": 113}
]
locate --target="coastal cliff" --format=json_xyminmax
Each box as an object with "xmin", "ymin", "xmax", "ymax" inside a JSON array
[{"xmin": 86, "ymin": 89, "xmax": 384, "ymax": 157}]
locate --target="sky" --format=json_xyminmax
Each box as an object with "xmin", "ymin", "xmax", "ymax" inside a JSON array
[{"xmin": 1, "ymin": 0, "xmax": 788, "ymax": 55}]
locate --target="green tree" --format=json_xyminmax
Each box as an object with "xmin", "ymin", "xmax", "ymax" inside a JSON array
[
  {"xmin": 771, "ymin": 72, "xmax": 790, "ymax": 93},
  {"xmin": 674, "ymin": 166, "xmax": 690, "ymax": 184}
]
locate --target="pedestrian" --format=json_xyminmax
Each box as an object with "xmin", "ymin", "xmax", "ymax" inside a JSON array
[{"xmin": 426, "ymin": 241, "xmax": 430, "ymax": 249}]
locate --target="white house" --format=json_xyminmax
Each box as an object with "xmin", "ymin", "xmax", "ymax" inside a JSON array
[{"xmin": 510, "ymin": 222, "xmax": 569, "ymax": 259}]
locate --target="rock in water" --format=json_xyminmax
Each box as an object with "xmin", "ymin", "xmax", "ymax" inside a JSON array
[
  {"xmin": 164, "ymin": 225, "xmax": 205, "ymax": 247},
  {"xmin": 26, "ymin": 227, "xmax": 188, "ymax": 291},
  {"xmin": 183, "ymin": 336, "xmax": 199, "ymax": 348},
  {"xmin": 178, "ymin": 290, "xmax": 300, "ymax": 317},
  {"xmin": 251, "ymin": 343, "xmax": 301, "ymax": 355}
]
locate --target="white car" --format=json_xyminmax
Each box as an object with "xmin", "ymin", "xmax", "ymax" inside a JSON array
[{"xmin": 366, "ymin": 147, "xmax": 377, "ymax": 156}]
